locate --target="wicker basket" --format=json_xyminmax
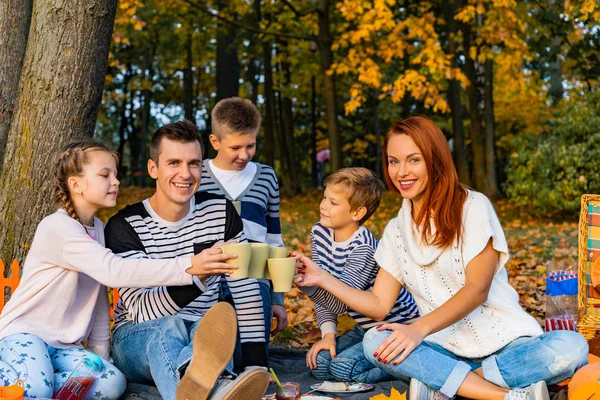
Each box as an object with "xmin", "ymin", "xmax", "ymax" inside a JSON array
[{"xmin": 578, "ymin": 194, "xmax": 600, "ymax": 339}]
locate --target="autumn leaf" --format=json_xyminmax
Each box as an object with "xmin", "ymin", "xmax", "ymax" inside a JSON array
[{"xmin": 369, "ymin": 387, "xmax": 407, "ymax": 400}]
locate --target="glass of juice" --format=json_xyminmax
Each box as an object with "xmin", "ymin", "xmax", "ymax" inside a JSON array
[{"xmin": 275, "ymin": 382, "xmax": 301, "ymax": 400}]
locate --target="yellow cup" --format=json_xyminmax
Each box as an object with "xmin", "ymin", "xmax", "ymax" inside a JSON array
[
  {"xmin": 249, "ymin": 243, "xmax": 270, "ymax": 279},
  {"xmin": 267, "ymin": 257, "xmax": 296, "ymax": 292},
  {"xmin": 266, "ymin": 246, "xmax": 288, "ymax": 279},
  {"xmin": 222, "ymin": 243, "xmax": 251, "ymax": 279}
]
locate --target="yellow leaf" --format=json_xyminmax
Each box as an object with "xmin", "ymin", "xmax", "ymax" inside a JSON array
[{"xmin": 369, "ymin": 387, "xmax": 407, "ymax": 400}]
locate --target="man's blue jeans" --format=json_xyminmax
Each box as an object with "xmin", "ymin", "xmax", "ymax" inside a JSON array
[
  {"xmin": 362, "ymin": 328, "xmax": 588, "ymax": 399},
  {"xmin": 111, "ymin": 315, "xmax": 234, "ymax": 400},
  {"xmin": 312, "ymin": 325, "xmax": 395, "ymax": 383}
]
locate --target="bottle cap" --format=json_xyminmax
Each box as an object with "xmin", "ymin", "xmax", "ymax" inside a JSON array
[{"xmin": 84, "ymin": 354, "xmax": 103, "ymax": 372}]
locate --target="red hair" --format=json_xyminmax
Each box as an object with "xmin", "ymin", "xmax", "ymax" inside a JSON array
[{"xmin": 383, "ymin": 116, "xmax": 467, "ymax": 248}]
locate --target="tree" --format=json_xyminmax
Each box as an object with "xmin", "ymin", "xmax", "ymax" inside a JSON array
[
  {"xmin": 0, "ymin": 0, "xmax": 118, "ymax": 266},
  {"xmin": 0, "ymin": 0, "xmax": 33, "ymax": 170}
]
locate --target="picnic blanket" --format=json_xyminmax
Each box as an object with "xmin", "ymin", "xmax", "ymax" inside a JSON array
[{"xmin": 121, "ymin": 348, "xmax": 409, "ymax": 399}]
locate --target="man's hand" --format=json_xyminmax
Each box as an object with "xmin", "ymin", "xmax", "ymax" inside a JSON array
[
  {"xmin": 187, "ymin": 242, "xmax": 238, "ymax": 281},
  {"xmin": 292, "ymin": 252, "xmax": 324, "ymax": 287},
  {"xmin": 271, "ymin": 305, "xmax": 288, "ymax": 336},
  {"xmin": 306, "ymin": 333, "xmax": 336, "ymax": 370}
]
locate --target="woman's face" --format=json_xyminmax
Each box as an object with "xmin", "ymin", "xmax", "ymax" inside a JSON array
[{"xmin": 386, "ymin": 134, "xmax": 429, "ymax": 210}]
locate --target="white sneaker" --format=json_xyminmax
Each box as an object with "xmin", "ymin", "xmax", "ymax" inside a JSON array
[
  {"xmin": 208, "ymin": 368, "xmax": 270, "ymax": 400},
  {"xmin": 504, "ymin": 381, "xmax": 550, "ymax": 400},
  {"xmin": 409, "ymin": 378, "xmax": 445, "ymax": 400}
]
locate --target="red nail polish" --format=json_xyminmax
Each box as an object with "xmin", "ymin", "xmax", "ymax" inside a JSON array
[
  {"xmin": 373, "ymin": 352, "xmax": 378, "ymax": 357},
  {"xmin": 393, "ymin": 362, "xmax": 398, "ymax": 366},
  {"xmin": 383, "ymin": 360, "xmax": 389, "ymax": 364},
  {"xmin": 377, "ymin": 357, "xmax": 382, "ymax": 362}
]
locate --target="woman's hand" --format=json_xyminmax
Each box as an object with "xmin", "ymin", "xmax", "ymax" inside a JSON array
[
  {"xmin": 292, "ymin": 252, "xmax": 324, "ymax": 287},
  {"xmin": 188, "ymin": 242, "xmax": 238, "ymax": 281},
  {"xmin": 306, "ymin": 333, "xmax": 337, "ymax": 370},
  {"xmin": 373, "ymin": 322, "xmax": 426, "ymax": 366}
]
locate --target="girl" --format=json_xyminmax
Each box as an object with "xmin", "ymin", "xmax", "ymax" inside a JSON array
[
  {"xmin": 294, "ymin": 117, "xmax": 588, "ymax": 400},
  {"xmin": 0, "ymin": 140, "xmax": 237, "ymax": 399}
]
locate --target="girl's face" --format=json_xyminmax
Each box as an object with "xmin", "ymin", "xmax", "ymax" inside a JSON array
[
  {"xmin": 72, "ymin": 150, "xmax": 120, "ymax": 211},
  {"xmin": 386, "ymin": 134, "xmax": 429, "ymax": 210}
]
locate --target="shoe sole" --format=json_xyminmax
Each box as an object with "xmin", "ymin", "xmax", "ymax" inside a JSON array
[
  {"xmin": 220, "ymin": 369, "xmax": 270, "ymax": 400},
  {"xmin": 176, "ymin": 302, "xmax": 237, "ymax": 400},
  {"xmin": 536, "ymin": 382, "xmax": 550, "ymax": 400}
]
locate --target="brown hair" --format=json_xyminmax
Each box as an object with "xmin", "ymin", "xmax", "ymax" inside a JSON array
[
  {"xmin": 211, "ymin": 97, "xmax": 261, "ymax": 139},
  {"xmin": 383, "ymin": 116, "xmax": 467, "ymax": 248},
  {"xmin": 55, "ymin": 140, "xmax": 119, "ymax": 222},
  {"xmin": 150, "ymin": 120, "xmax": 203, "ymax": 162},
  {"xmin": 324, "ymin": 167, "xmax": 384, "ymax": 225}
]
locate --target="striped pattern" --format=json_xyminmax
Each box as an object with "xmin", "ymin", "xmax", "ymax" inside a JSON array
[
  {"xmin": 310, "ymin": 223, "xmax": 419, "ymax": 331},
  {"xmin": 105, "ymin": 192, "xmax": 265, "ymax": 344},
  {"xmin": 199, "ymin": 160, "xmax": 284, "ymax": 247}
]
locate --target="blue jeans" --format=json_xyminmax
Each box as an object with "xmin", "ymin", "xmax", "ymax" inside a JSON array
[
  {"xmin": 220, "ymin": 279, "xmax": 272, "ymax": 373},
  {"xmin": 111, "ymin": 315, "xmax": 234, "ymax": 400},
  {"xmin": 312, "ymin": 325, "xmax": 394, "ymax": 383},
  {"xmin": 363, "ymin": 328, "xmax": 588, "ymax": 399},
  {"xmin": 0, "ymin": 333, "xmax": 126, "ymax": 399}
]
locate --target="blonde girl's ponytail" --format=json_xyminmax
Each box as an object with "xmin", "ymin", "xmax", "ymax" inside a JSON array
[{"xmin": 54, "ymin": 140, "xmax": 119, "ymax": 222}]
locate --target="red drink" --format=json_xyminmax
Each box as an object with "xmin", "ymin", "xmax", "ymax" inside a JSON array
[
  {"xmin": 275, "ymin": 382, "xmax": 301, "ymax": 400},
  {"xmin": 54, "ymin": 376, "xmax": 95, "ymax": 400}
]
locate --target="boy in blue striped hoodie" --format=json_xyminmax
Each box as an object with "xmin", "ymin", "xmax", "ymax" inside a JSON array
[
  {"xmin": 198, "ymin": 97, "xmax": 288, "ymax": 348},
  {"xmin": 299, "ymin": 167, "xmax": 419, "ymax": 383}
]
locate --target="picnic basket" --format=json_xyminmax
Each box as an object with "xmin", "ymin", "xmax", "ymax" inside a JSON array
[{"xmin": 578, "ymin": 194, "xmax": 600, "ymax": 340}]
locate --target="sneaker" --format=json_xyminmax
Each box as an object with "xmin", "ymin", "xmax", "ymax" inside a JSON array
[
  {"xmin": 504, "ymin": 381, "xmax": 550, "ymax": 400},
  {"xmin": 176, "ymin": 302, "xmax": 237, "ymax": 400},
  {"xmin": 208, "ymin": 368, "xmax": 270, "ymax": 400},
  {"xmin": 409, "ymin": 378, "xmax": 445, "ymax": 400}
]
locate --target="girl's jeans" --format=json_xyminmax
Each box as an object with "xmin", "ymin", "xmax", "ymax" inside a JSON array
[
  {"xmin": 0, "ymin": 333, "xmax": 126, "ymax": 399},
  {"xmin": 312, "ymin": 325, "xmax": 395, "ymax": 383},
  {"xmin": 363, "ymin": 328, "xmax": 588, "ymax": 399}
]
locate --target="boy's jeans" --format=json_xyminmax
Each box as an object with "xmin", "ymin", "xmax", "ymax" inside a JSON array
[
  {"xmin": 112, "ymin": 315, "xmax": 235, "ymax": 400},
  {"xmin": 0, "ymin": 333, "xmax": 126, "ymax": 399},
  {"xmin": 312, "ymin": 325, "xmax": 395, "ymax": 383},
  {"xmin": 362, "ymin": 328, "xmax": 588, "ymax": 399}
]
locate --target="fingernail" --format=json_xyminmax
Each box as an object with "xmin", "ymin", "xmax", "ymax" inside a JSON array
[
  {"xmin": 383, "ymin": 360, "xmax": 389, "ymax": 364},
  {"xmin": 393, "ymin": 362, "xmax": 398, "ymax": 365},
  {"xmin": 373, "ymin": 352, "xmax": 378, "ymax": 357},
  {"xmin": 377, "ymin": 357, "xmax": 382, "ymax": 362}
]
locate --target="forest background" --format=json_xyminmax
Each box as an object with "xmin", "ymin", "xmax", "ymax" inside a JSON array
[{"xmin": 0, "ymin": 0, "xmax": 598, "ymax": 347}]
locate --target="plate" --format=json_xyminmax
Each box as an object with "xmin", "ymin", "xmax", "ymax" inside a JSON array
[
  {"xmin": 310, "ymin": 382, "xmax": 374, "ymax": 393},
  {"xmin": 302, "ymin": 396, "xmax": 334, "ymax": 400}
]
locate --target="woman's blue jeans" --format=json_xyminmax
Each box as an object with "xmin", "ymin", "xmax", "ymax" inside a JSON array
[
  {"xmin": 0, "ymin": 333, "xmax": 126, "ymax": 399},
  {"xmin": 362, "ymin": 328, "xmax": 588, "ymax": 399}
]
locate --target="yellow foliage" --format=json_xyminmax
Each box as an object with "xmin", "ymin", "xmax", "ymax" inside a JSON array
[{"xmin": 369, "ymin": 387, "xmax": 407, "ymax": 400}]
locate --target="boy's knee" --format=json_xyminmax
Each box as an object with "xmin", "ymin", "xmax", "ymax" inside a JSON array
[{"xmin": 329, "ymin": 357, "xmax": 357, "ymax": 382}]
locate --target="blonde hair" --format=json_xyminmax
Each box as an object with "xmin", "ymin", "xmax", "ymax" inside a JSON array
[
  {"xmin": 54, "ymin": 140, "xmax": 119, "ymax": 222},
  {"xmin": 324, "ymin": 167, "xmax": 384, "ymax": 225},
  {"xmin": 211, "ymin": 97, "xmax": 261, "ymax": 139}
]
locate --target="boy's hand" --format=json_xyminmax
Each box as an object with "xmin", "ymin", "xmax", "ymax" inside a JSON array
[
  {"xmin": 188, "ymin": 242, "xmax": 238, "ymax": 281},
  {"xmin": 292, "ymin": 252, "xmax": 324, "ymax": 287},
  {"xmin": 271, "ymin": 305, "xmax": 288, "ymax": 335},
  {"xmin": 306, "ymin": 333, "xmax": 336, "ymax": 370}
]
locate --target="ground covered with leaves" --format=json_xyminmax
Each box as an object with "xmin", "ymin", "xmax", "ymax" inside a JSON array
[{"xmin": 99, "ymin": 187, "xmax": 579, "ymax": 351}]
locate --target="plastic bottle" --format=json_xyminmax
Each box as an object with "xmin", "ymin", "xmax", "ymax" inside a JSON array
[{"xmin": 54, "ymin": 354, "xmax": 103, "ymax": 400}]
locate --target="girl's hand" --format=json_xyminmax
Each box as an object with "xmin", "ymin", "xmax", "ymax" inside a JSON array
[
  {"xmin": 306, "ymin": 333, "xmax": 337, "ymax": 370},
  {"xmin": 188, "ymin": 242, "xmax": 238, "ymax": 280},
  {"xmin": 373, "ymin": 323, "xmax": 426, "ymax": 366},
  {"xmin": 292, "ymin": 252, "xmax": 324, "ymax": 287}
]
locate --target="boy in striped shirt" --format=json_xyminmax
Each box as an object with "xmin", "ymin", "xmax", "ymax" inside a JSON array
[
  {"xmin": 198, "ymin": 97, "xmax": 288, "ymax": 339},
  {"xmin": 300, "ymin": 168, "xmax": 419, "ymax": 383}
]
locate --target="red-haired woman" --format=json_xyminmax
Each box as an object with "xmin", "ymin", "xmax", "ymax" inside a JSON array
[{"xmin": 293, "ymin": 116, "xmax": 588, "ymax": 400}]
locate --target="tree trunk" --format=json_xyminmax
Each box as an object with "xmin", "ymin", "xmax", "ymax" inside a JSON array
[
  {"xmin": 483, "ymin": 59, "xmax": 499, "ymax": 199},
  {"xmin": 262, "ymin": 40, "xmax": 276, "ymax": 167},
  {"xmin": 117, "ymin": 65, "xmax": 132, "ymax": 180},
  {"xmin": 445, "ymin": 0, "xmax": 470, "ymax": 185},
  {"xmin": 0, "ymin": 0, "xmax": 33, "ymax": 171},
  {"xmin": 215, "ymin": 0, "xmax": 239, "ymax": 101},
  {"xmin": 462, "ymin": 22, "xmax": 487, "ymax": 193},
  {"xmin": 0, "ymin": 0, "xmax": 117, "ymax": 266},
  {"xmin": 183, "ymin": 29, "xmax": 194, "ymax": 121},
  {"xmin": 311, "ymin": 75, "xmax": 318, "ymax": 187},
  {"xmin": 317, "ymin": 0, "xmax": 341, "ymax": 172},
  {"xmin": 280, "ymin": 58, "xmax": 299, "ymax": 194}
]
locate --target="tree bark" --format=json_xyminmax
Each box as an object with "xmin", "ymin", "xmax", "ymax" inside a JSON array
[
  {"xmin": 262, "ymin": 40, "xmax": 276, "ymax": 167},
  {"xmin": 280, "ymin": 57, "xmax": 299, "ymax": 194},
  {"xmin": 445, "ymin": 0, "xmax": 470, "ymax": 185},
  {"xmin": 215, "ymin": 0, "xmax": 239, "ymax": 101},
  {"xmin": 311, "ymin": 75, "xmax": 318, "ymax": 187},
  {"xmin": 317, "ymin": 0, "xmax": 341, "ymax": 172},
  {"xmin": 183, "ymin": 29, "xmax": 194, "ymax": 121},
  {"xmin": 0, "ymin": 0, "xmax": 117, "ymax": 266},
  {"xmin": 0, "ymin": 0, "xmax": 33, "ymax": 171},
  {"xmin": 483, "ymin": 59, "xmax": 499, "ymax": 198}
]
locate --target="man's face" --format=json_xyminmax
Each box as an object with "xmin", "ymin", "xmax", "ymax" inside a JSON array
[{"xmin": 148, "ymin": 138, "xmax": 202, "ymax": 209}]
